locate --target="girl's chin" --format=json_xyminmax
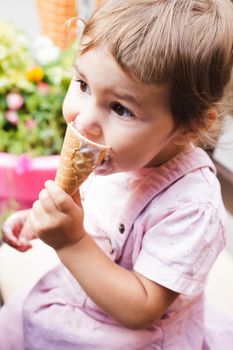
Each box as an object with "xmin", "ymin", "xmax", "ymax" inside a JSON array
[
  {"xmin": 93, "ymin": 167, "xmax": 113, "ymax": 176},
  {"xmin": 94, "ymin": 158, "xmax": 114, "ymax": 176},
  {"xmin": 93, "ymin": 161, "xmax": 140, "ymax": 176},
  {"xmin": 93, "ymin": 160, "xmax": 129, "ymax": 176}
]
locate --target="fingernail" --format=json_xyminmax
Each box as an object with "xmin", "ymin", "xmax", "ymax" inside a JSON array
[
  {"xmin": 3, "ymin": 226, "xmax": 11, "ymax": 235},
  {"xmin": 45, "ymin": 180, "xmax": 53, "ymax": 186},
  {"xmin": 19, "ymin": 237, "xmax": 28, "ymax": 244}
]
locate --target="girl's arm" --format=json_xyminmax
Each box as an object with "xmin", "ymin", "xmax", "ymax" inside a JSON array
[
  {"xmin": 58, "ymin": 235, "xmax": 178, "ymax": 329},
  {"xmin": 29, "ymin": 180, "xmax": 178, "ymax": 329}
]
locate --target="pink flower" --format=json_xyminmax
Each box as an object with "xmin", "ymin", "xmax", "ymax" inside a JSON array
[
  {"xmin": 6, "ymin": 93, "xmax": 24, "ymax": 110},
  {"xmin": 38, "ymin": 82, "xmax": 49, "ymax": 95},
  {"xmin": 6, "ymin": 110, "xmax": 19, "ymax": 125},
  {"xmin": 25, "ymin": 119, "xmax": 37, "ymax": 130},
  {"xmin": 15, "ymin": 155, "xmax": 32, "ymax": 175}
]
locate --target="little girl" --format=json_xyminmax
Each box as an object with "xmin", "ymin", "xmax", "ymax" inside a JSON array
[{"xmin": 1, "ymin": 0, "xmax": 233, "ymax": 349}]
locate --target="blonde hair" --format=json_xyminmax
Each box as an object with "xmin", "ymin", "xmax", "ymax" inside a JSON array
[{"xmin": 80, "ymin": 0, "xmax": 233, "ymax": 149}]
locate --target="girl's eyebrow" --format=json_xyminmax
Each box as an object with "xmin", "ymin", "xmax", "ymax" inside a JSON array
[
  {"xmin": 73, "ymin": 64, "xmax": 142, "ymax": 108},
  {"xmin": 112, "ymin": 90, "xmax": 142, "ymax": 108},
  {"xmin": 73, "ymin": 64, "xmax": 86, "ymax": 79}
]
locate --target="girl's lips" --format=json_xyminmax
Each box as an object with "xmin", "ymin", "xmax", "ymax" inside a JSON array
[{"xmin": 94, "ymin": 156, "xmax": 113, "ymax": 175}]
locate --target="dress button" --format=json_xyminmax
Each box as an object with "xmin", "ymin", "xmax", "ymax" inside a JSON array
[{"xmin": 119, "ymin": 223, "xmax": 125, "ymax": 234}]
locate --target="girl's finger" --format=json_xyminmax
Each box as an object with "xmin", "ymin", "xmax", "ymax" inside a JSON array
[
  {"xmin": 2, "ymin": 225, "xmax": 20, "ymax": 246},
  {"xmin": 32, "ymin": 200, "xmax": 45, "ymax": 222},
  {"xmin": 30, "ymin": 200, "xmax": 52, "ymax": 236},
  {"xmin": 45, "ymin": 180, "xmax": 74, "ymax": 213},
  {"xmin": 38, "ymin": 188, "xmax": 56, "ymax": 213},
  {"xmin": 28, "ymin": 205, "xmax": 45, "ymax": 236},
  {"xmin": 2, "ymin": 225, "xmax": 32, "ymax": 251},
  {"xmin": 4, "ymin": 211, "xmax": 27, "ymax": 239}
]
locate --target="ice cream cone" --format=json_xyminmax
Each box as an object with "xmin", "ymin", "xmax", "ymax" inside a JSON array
[{"xmin": 55, "ymin": 122, "xmax": 111, "ymax": 196}]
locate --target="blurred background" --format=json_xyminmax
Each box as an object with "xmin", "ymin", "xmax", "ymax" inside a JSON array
[
  {"xmin": 0, "ymin": 0, "xmax": 98, "ymax": 38},
  {"xmin": 0, "ymin": 0, "xmax": 233, "ymax": 315},
  {"xmin": 0, "ymin": 0, "xmax": 40, "ymax": 38}
]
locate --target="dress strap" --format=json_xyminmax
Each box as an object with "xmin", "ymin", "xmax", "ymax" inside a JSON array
[{"xmin": 113, "ymin": 147, "xmax": 215, "ymax": 237}]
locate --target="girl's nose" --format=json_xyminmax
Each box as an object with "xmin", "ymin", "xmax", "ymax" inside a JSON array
[
  {"xmin": 74, "ymin": 111, "xmax": 102, "ymax": 138},
  {"xmin": 76, "ymin": 122, "xmax": 101, "ymax": 137}
]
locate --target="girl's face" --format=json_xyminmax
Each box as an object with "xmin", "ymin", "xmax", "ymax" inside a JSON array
[{"xmin": 63, "ymin": 47, "xmax": 183, "ymax": 175}]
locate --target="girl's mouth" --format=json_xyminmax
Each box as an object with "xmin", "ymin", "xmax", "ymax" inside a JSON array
[
  {"xmin": 94, "ymin": 154, "xmax": 113, "ymax": 175},
  {"xmin": 71, "ymin": 121, "xmax": 113, "ymax": 175}
]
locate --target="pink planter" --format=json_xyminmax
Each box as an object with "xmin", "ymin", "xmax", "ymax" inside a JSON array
[{"xmin": 0, "ymin": 152, "xmax": 59, "ymax": 213}]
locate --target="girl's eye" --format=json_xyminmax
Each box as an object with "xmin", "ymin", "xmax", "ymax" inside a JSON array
[
  {"xmin": 75, "ymin": 79, "xmax": 91, "ymax": 94},
  {"xmin": 111, "ymin": 103, "xmax": 134, "ymax": 119}
]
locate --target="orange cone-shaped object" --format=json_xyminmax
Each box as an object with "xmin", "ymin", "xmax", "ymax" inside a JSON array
[{"xmin": 37, "ymin": 0, "xmax": 78, "ymax": 49}]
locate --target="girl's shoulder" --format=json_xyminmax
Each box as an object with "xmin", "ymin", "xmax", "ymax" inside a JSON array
[
  {"xmin": 152, "ymin": 147, "xmax": 222, "ymax": 212},
  {"xmin": 142, "ymin": 147, "xmax": 225, "ymax": 228}
]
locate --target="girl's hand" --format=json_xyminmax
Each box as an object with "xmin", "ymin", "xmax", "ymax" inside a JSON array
[
  {"xmin": 28, "ymin": 180, "xmax": 85, "ymax": 251},
  {"xmin": 1, "ymin": 209, "xmax": 36, "ymax": 252}
]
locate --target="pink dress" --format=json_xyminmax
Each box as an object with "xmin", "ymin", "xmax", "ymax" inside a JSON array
[{"xmin": 0, "ymin": 147, "xmax": 233, "ymax": 349}]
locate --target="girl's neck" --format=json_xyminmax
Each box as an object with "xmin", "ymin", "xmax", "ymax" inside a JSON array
[{"xmin": 147, "ymin": 143, "xmax": 193, "ymax": 168}]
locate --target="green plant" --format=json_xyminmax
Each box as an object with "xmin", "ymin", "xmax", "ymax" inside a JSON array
[{"xmin": 0, "ymin": 22, "xmax": 77, "ymax": 157}]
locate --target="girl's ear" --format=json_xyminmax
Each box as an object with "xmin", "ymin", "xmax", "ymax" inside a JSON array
[
  {"xmin": 174, "ymin": 109, "xmax": 218, "ymax": 146},
  {"xmin": 172, "ymin": 125, "xmax": 194, "ymax": 146},
  {"xmin": 173, "ymin": 131, "xmax": 195, "ymax": 146},
  {"xmin": 204, "ymin": 108, "xmax": 218, "ymax": 128}
]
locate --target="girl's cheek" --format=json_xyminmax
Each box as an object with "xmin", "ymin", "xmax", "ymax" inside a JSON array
[
  {"xmin": 62, "ymin": 109, "xmax": 71, "ymax": 123},
  {"xmin": 62, "ymin": 97, "xmax": 78, "ymax": 123},
  {"xmin": 64, "ymin": 113, "xmax": 76, "ymax": 123}
]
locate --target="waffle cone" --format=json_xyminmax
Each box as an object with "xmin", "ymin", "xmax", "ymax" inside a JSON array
[{"xmin": 55, "ymin": 123, "xmax": 110, "ymax": 196}]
